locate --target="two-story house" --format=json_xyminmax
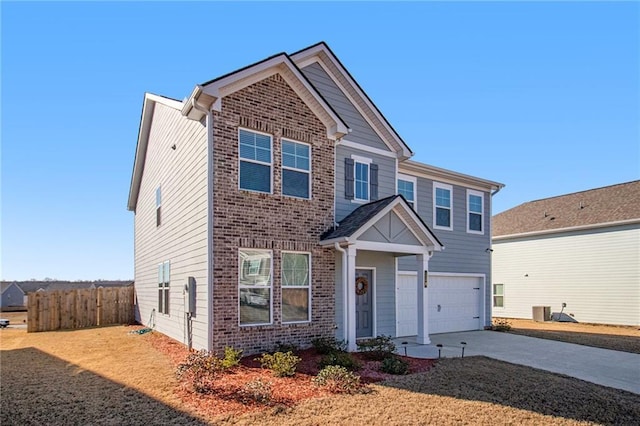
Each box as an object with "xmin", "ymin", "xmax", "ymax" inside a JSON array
[{"xmin": 127, "ymin": 42, "xmax": 504, "ymax": 353}]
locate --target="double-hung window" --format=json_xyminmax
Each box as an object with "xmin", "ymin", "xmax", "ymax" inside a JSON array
[
  {"xmin": 433, "ymin": 182, "xmax": 453, "ymax": 230},
  {"xmin": 239, "ymin": 129, "xmax": 272, "ymax": 193},
  {"xmin": 282, "ymin": 140, "xmax": 311, "ymax": 199},
  {"xmin": 282, "ymin": 252, "xmax": 311, "ymax": 323},
  {"xmin": 345, "ymin": 155, "xmax": 377, "ymax": 202},
  {"xmin": 155, "ymin": 186, "xmax": 162, "ymax": 227},
  {"xmin": 493, "ymin": 283, "xmax": 504, "ymax": 308},
  {"xmin": 397, "ymin": 174, "xmax": 417, "ymax": 209},
  {"xmin": 158, "ymin": 261, "xmax": 170, "ymax": 314},
  {"xmin": 239, "ymin": 249, "xmax": 272, "ymax": 325},
  {"xmin": 467, "ymin": 190, "xmax": 484, "ymax": 234}
]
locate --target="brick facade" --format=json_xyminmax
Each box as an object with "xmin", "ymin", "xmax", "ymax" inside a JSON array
[{"xmin": 211, "ymin": 73, "xmax": 336, "ymax": 354}]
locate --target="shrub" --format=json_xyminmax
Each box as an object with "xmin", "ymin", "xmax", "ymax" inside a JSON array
[
  {"xmin": 240, "ymin": 378, "xmax": 272, "ymax": 404},
  {"xmin": 274, "ymin": 342, "xmax": 299, "ymax": 354},
  {"xmin": 319, "ymin": 351, "xmax": 361, "ymax": 371},
  {"xmin": 256, "ymin": 351, "xmax": 301, "ymax": 377},
  {"xmin": 221, "ymin": 346, "xmax": 243, "ymax": 369},
  {"xmin": 313, "ymin": 366, "xmax": 363, "ymax": 394},
  {"xmin": 357, "ymin": 335, "xmax": 396, "ymax": 360},
  {"xmin": 492, "ymin": 318, "xmax": 512, "ymax": 332},
  {"xmin": 380, "ymin": 355, "xmax": 409, "ymax": 375},
  {"xmin": 176, "ymin": 350, "xmax": 223, "ymax": 380},
  {"xmin": 311, "ymin": 337, "xmax": 347, "ymax": 354}
]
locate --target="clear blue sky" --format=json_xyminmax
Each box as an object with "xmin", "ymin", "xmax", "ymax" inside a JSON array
[{"xmin": 2, "ymin": 2, "xmax": 638, "ymax": 280}]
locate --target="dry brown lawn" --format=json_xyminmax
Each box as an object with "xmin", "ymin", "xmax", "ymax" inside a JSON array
[
  {"xmin": 500, "ymin": 318, "xmax": 640, "ymax": 354},
  {"xmin": 2, "ymin": 322, "xmax": 639, "ymax": 425}
]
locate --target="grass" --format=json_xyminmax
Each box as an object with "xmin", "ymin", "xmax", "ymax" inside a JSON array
[
  {"xmin": 1, "ymin": 320, "xmax": 639, "ymax": 425},
  {"xmin": 500, "ymin": 318, "xmax": 640, "ymax": 354}
]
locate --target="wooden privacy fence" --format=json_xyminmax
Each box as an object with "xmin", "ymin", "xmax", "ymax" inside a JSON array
[{"xmin": 27, "ymin": 286, "xmax": 134, "ymax": 332}]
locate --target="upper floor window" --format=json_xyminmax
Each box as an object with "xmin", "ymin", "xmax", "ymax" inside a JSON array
[
  {"xmin": 345, "ymin": 155, "xmax": 378, "ymax": 202},
  {"xmin": 433, "ymin": 182, "xmax": 453, "ymax": 230},
  {"xmin": 155, "ymin": 186, "xmax": 162, "ymax": 227},
  {"xmin": 282, "ymin": 252, "xmax": 311, "ymax": 323},
  {"xmin": 239, "ymin": 249, "xmax": 272, "ymax": 326},
  {"xmin": 239, "ymin": 129, "xmax": 272, "ymax": 193},
  {"xmin": 397, "ymin": 174, "xmax": 417, "ymax": 209},
  {"xmin": 282, "ymin": 139, "xmax": 311, "ymax": 199},
  {"xmin": 157, "ymin": 260, "xmax": 170, "ymax": 314},
  {"xmin": 467, "ymin": 189, "xmax": 484, "ymax": 234}
]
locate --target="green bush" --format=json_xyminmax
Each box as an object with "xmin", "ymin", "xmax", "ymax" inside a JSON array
[
  {"xmin": 313, "ymin": 366, "xmax": 363, "ymax": 394},
  {"xmin": 221, "ymin": 346, "xmax": 243, "ymax": 369},
  {"xmin": 356, "ymin": 335, "xmax": 396, "ymax": 360},
  {"xmin": 492, "ymin": 318, "xmax": 512, "ymax": 332},
  {"xmin": 318, "ymin": 351, "xmax": 361, "ymax": 371},
  {"xmin": 274, "ymin": 342, "xmax": 299, "ymax": 354},
  {"xmin": 240, "ymin": 378, "xmax": 272, "ymax": 404},
  {"xmin": 256, "ymin": 351, "xmax": 301, "ymax": 377},
  {"xmin": 311, "ymin": 337, "xmax": 347, "ymax": 354},
  {"xmin": 380, "ymin": 355, "xmax": 409, "ymax": 375}
]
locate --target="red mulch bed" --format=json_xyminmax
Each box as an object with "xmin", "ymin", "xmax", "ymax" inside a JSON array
[{"xmin": 146, "ymin": 331, "xmax": 435, "ymax": 418}]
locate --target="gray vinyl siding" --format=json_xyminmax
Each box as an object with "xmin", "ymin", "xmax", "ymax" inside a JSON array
[
  {"xmin": 334, "ymin": 251, "xmax": 397, "ymax": 339},
  {"xmin": 398, "ymin": 176, "xmax": 493, "ymax": 326},
  {"xmin": 357, "ymin": 251, "xmax": 396, "ymax": 336},
  {"xmin": 335, "ymin": 145, "xmax": 396, "ymax": 222},
  {"xmin": 301, "ymin": 62, "xmax": 389, "ymax": 151},
  {"xmin": 1, "ymin": 284, "xmax": 25, "ymax": 308},
  {"xmin": 492, "ymin": 225, "xmax": 640, "ymax": 326},
  {"xmin": 133, "ymin": 102, "xmax": 209, "ymax": 350}
]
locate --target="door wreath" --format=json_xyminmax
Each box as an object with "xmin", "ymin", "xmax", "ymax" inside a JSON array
[{"xmin": 355, "ymin": 276, "xmax": 369, "ymax": 296}]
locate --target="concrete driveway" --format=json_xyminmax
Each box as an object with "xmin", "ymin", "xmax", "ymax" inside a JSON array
[{"xmin": 394, "ymin": 330, "xmax": 640, "ymax": 395}]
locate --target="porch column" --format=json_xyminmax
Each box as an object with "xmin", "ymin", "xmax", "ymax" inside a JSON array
[
  {"xmin": 346, "ymin": 245, "xmax": 357, "ymax": 351},
  {"xmin": 416, "ymin": 253, "xmax": 431, "ymax": 344}
]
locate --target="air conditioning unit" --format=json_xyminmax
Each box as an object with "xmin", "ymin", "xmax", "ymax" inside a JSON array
[{"xmin": 532, "ymin": 306, "xmax": 551, "ymax": 322}]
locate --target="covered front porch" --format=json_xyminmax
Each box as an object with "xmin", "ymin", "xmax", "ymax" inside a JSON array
[{"xmin": 320, "ymin": 195, "xmax": 444, "ymax": 351}]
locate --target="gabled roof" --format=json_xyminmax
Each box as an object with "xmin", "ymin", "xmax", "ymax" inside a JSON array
[
  {"xmin": 493, "ymin": 180, "xmax": 640, "ymax": 239},
  {"xmin": 290, "ymin": 42, "xmax": 413, "ymax": 160},
  {"xmin": 399, "ymin": 159, "xmax": 504, "ymax": 192},
  {"xmin": 181, "ymin": 52, "xmax": 349, "ymax": 140},
  {"xmin": 128, "ymin": 93, "xmax": 184, "ymax": 211},
  {"xmin": 321, "ymin": 195, "xmax": 443, "ymax": 250}
]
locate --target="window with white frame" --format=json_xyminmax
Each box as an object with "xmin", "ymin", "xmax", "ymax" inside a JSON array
[
  {"xmin": 239, "ymin": 129, "xmax": 272, "ymax": 193},
  {"xmin": 155, "ymin": 186, "xmax": 162, "ymax": 227},
  {"xmin": 467, "ymin": 189, "xmax": 484, "ymax": 234},
  {"xmin": 239, "ymin": 249, "xmax": 272, "ymax": 325},
  {"xmin": 355, "ymin": 161, "xmax": 370, "ymax": 201},
  {"xmin": 282, "ymin": 139, "xmax": 311, "ymax": 199},
  {"xmin": 397, "ymin": 174, "xmax": 417, "ymax": 209},
  {"xmin": 281, "ymin": 252, "xmax": 311, "ymax": 323},
  {"xmin": 493, "ymin": 283, "xmax": 504, "ymax": 308},
  {"xmin": 157, "ymin": 261, "xmax": 170, "ymax": 314},
  {"xmin": 433, "ymin": 182, "xmax": 453, "ymax": 230}
]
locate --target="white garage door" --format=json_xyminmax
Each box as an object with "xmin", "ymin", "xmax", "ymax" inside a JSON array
[{"xmin": 396, "ymin": 272, "xmax": 483, "ymax": 336}]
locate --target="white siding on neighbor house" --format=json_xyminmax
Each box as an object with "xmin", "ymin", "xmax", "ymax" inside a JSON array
[
  {"xmin": 492, "ymin": 225, "xmax": 640, "ymax": 326},
  {"xmin": 133, "ymin": 102, "xmax": 210, "ymax": 349}
]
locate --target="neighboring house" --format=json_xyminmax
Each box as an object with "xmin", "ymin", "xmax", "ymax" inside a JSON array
[
  {"xmin": 492, "ymin": 181, "xmax": 640, "ymax": 326},
  {"xmin": 127, "ymin": 42, "xmax": 504, "ymax": 353},
  {"xmin": 1, "ymin": 282, "xmax": 25, "ymax": 310}
]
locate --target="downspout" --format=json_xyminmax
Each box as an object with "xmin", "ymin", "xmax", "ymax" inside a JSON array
[
  {"xmin": 192, "ymin": 97, "xmax": 214, "ymax": 351},
  {"xmin": 334, "ymin": 242, "xmax": 348, "ymax": 342}
]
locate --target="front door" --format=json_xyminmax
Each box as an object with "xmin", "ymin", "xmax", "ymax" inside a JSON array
[{"xmin": 355, "ymin": 269, "xmax": 373, "ymax": 338}]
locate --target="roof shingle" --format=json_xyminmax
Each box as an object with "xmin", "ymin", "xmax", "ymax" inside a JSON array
[{"xmin": 493, "ymin": 180, "xmax": 640, "ymax": 237}]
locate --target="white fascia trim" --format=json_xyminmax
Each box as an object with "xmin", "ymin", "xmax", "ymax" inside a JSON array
[
  {"xmin": 128, "ymin": 94, "xmax": 158, "ymax": 211},
  {"xmin": 400, "ymin": 159, "xmax": 505, "ymax": 192},
  {"xmin": 145, "ymin": 93, "xmax": 184, "ymax": 110},
  {"xmin": 291, "ymin": 46, "xmax": 411, "ymax": 158},
  {"xmin": 340, "ymin": 139, "xmax": 396, "ymax": 158},
  {"xmin": 355, "ymin": 241, "xmax": 431, "ymax": 255},
  {"xmin": 200, "ymin": 55, "xmax": 348, "ymax": 140},
  {"xmin": 319, "ymin": 236, "xmax": 349, "ymax": 247},
  {"xmin": 493, "ymin": 218, "xmax": 640, "ymax": 241},
  {"xmin": 350, "ymin": 198, "xmax": 442, "ymax": 251}
]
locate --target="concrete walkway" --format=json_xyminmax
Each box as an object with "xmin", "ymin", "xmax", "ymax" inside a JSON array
[{"xmin": 394, "ymin": 331, "xmax": 640, "ymax": 395}]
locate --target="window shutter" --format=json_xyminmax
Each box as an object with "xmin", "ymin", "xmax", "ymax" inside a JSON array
[
  {"xmin": 370, "ymin": 163, "xmax": 379, "ymax": 201},
  {"xmin": 345, "ymin": 158, "xmax": 354, "ymax": 199}
]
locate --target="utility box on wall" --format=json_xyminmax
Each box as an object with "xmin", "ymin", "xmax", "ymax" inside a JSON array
[
  {"xmin": 185, "ymin": 277, "xmax": 196, "ymax": 314},
  {"xmin": 532, "ymin": 306, "xmax": 551, "ymax": 322}
]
